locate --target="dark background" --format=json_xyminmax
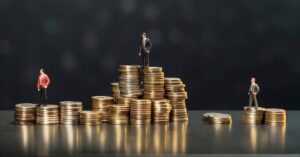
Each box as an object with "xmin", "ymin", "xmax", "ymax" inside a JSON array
[{"xmin": 0, "ymin": 0, "xmax": 299, "ymax": 110}]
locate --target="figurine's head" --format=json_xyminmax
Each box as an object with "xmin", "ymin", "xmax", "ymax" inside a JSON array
[
  {"xmin": 40, "ymin": 68, "xmax": 45, "ymax": 74},
  {"xmin": 251, "ymin": 77, "xmax": 256, "ymax": 83},
  {"xmin": 142, "ymin": 32, "xmax": 147, "ymax": 39}
]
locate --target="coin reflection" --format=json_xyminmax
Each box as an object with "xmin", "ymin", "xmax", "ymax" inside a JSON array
[
  {"xmin": 153, "ymin": 123, "xmax": 171, "ymax": 153},
  {"xmin": 171, "ymin": 122, "xmax": 188, "ymax": 154},
  {"xmin": 245, "ymin": 124, "xmax": 286, "ymax": 153},
  {"xmin": 37, "ymin": 125, "xmax": 58, "ymax": 156},
  {"xmin": 211, "ymin": 123, "xmax": 232, "ymax": 151},
  {"xmin": 110, "ymin": 125, "xmax": 129, "ymax": 154},
  {"xmin": 20, "ymin": 125, "xmax": 35, "ymax": 153}
]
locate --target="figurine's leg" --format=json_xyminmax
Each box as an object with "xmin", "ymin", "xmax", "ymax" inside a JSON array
[
  {"xmin": 253, "ymin": 94, "xmax": 258, "ymax": 108},
  {"xmin": 142, "ymin": 53, "xmax": 146, "ymax": 67},
  {"xmin": 39, "ymin": 88, "xmax": 43, "ymax": 106},
  {"xmin": 248, "ymin": 94, "xmax": 253, "ymax": 107},
  {"xmin": 146, "ymin": 53, "xmax": 150, "ymax": 66},
  {"xmin": 44, "ymin": 88, "xmax": 48, "ymax": 106}
]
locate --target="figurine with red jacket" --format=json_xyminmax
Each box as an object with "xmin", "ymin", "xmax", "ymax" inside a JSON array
[{"xmin": 37, "ymin": 68, "xmax": 50, "ymax": 106}]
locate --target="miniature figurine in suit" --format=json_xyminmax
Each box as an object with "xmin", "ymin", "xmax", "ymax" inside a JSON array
[
  {"xmin": 139, "ymin": 32, "xmax": 152, "ymax": 67},
  {"xmin": 248, "ymin": 77, "xmax": 260, "ymax": 109},
  {"xmin": 37, "ymin": 68, "xmax": 50, "ymax": 106}
]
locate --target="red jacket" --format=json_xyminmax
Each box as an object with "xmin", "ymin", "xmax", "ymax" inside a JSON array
[{"xmin": 37, "ymin": 74, "xmax": 50, "ymax": 89}]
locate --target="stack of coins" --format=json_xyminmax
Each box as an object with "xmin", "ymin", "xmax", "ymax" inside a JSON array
[
  {"xmin": 60, "ymin": 101, "xmax": 83, "ymax": 124},
  {"xmin": 111, "ymin": 82, "xmax": 121, "ymax": 102},
  {"xmin": 109, "ymin": 105, "xmax": 130, "ymax": 125},
  {"xmin": 152, "ymin": 99, "xmax": 172, "ymax": 123},
  {"xmin": 79, "ymin": 111, "xmax": 102, "ymax": 125},
  {"xmin": 109, "ymin": 97, "xmax": 132, "ymax": 124},
  {"xmin": 91, "ymin": 96, "xmax": 114, "ymax": 122},
  {"xmin": 36, "ymin": 105, "xmax": 59, "ymax": 125},
  {"xmin": 202, "ymin": 112, "xmax": 232, "ymax": 124},
  {"xmin": 119, "ymin": 65, "xmax": 143, "ymax": 98},
  {"xmin": 14, "ymin": 103, "xmax": 37, "ymax": 125},
  {"xmin": 265, "ymin": 108, "xmax": 286, "ymax": 124},
  {"xmin": 143, "ymin": 67, "xmax": 165, "ymax": 100},
  {"xmin": 165, "ymin": 77, "xmax": 189, "ymax": 122},
  {"xmin": 130, "ymin": 99, "xmax": 152, "ymax": 125},
  {"xmin": 242, "ymin": 107, "xmax": 266, "ymax": 124}
]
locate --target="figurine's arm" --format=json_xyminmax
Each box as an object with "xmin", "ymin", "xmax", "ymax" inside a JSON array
[
  {"xmin": 255, "ymin": 84, "xmax": 260, "ymax": 94},
  {"xmin": 37, "ymin": 76, "xmax": 40, "ymax": 91},
  {"xmin": 139, "ymin": 45, "xmax": 142, "ymax": 56},
  {"xmin": 148, "ymin": 39, "xmax": 152, "ymax": 53},
  {"xmin": 45, "ymin": 76, "xmax": 50, "ymax": 88}
]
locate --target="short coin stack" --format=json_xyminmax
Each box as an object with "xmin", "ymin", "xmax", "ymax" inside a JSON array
[
  {"xmin": 79, "ymin": 111, "xmax": 102, "ymax": 125},
  {"xmin": 202, "ymin": 112, "xmax": 232, "ymax": 124},
  {"xmin": 60, "ymin": 101, "xmax": 83, "ymax": 124},
  {"xmin": 165, "ymin": 78, "xmax": 189, "ymax": 122},
  {"xmin": 91, "ymin": 96, "xmax": 114, "ymax": 122},
  {"xmin": 143, "ymin": 67, "xmax": 165, "ymax": 100},
  {"xmin": 130, "ymin": 99, "xmax": 152, "ymax": 124},
  {"xmin": 265, "ymin": 108, "xmax": 286, "ymax": 124},
  {"xmin": 109, "ymin": 97, "xmax": 130, "ymax": 125},
  {"xmin": 14, "ymin": 103, "xmax": 37, "ymax": 125},
  {"xmin": 152, "ymin": 99, "xmax": 172, "ymax": 123},
  {"xmin": 242, "ymin": 107, "xmax": 266, "ymax": 124},
  {"xmin": 109, "ymin": 104, "xmax": 130, "ymax": 125},
  {"xmin": 36, "ymin": 105, "xmax": 59, "ymax": 125},
  {"xmin": 119, "ymin": 65, "xmax": 143, "ymax": 98},
  {"xmin": 111, "ymin": 82, "xmax": 121, "ymax": 102}
]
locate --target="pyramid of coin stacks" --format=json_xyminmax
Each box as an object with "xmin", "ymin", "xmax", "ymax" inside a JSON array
[
  {"xmin": 165, "ymin": 77, "xmax": 189, "ymax": 122},
  {"xmin": 36, "ymin": 105, "xmax": 59, "ymax": 125},
  {"xmin": 60, "ymin": 101, "xmax": 83, "ymax": 124},
  {"xmin": 91, "ymin": 96, "xmax": 114, "ymax": 123},
  {"xmin": 14, "ymin": 103, "xmax": 37, "ymax": 125},
  {"xmin": 242, "ymin": 107, "xmax": 266, "ymax": 124},
  {"xmin": 13, "ymin": 65, "xmax": 189, "ymax": 125}
]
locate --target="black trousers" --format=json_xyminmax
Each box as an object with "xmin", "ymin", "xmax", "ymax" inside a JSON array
[
  {"xmin": 39, "ymin": 88, "xmax": 48, "ymax": 105},
  {"xmin": 142, "ymin": 52, "xmax": 150, "ymax": 67}
]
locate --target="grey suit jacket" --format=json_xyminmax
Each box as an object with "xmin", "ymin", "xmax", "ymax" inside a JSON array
[{"xmin": 249, "ymin": 83, "xmax": 260, "ymax": 94}]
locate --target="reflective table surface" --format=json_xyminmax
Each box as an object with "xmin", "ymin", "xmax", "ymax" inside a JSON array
[{"xmin": 0, "ymin": 110, "xmax": 299, "ymax": 156}]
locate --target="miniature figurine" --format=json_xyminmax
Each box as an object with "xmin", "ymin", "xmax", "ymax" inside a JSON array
[
  {"xmin": 139, "ymin": 32, "xmax": 152, "ymax": 67},
  {"xmin": 248, "ymin": 77, "xmax": 260, "ymax": 109},
  {"xmin": 37, "ymin": 68, "xmax": 50, "ymax": 106}
]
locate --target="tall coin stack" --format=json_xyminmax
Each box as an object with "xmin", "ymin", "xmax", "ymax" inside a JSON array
[
  {"xmin": 14, "ymin": 103, "xmax": 37, "ymax": 125},
  {"xmin": 36, "ymin": 105, "xmax": 59, "ymax": 125},
  {"xmin": 91, "ymin": 96, "xmax": 114, "ymax": 122},
  {"xmin": 242, "ymin": 107, "xmax": 266, "ymax": 124},
  {"xmin": 111, "ymin": 82, "xmax": 121, "ymax": 102},
  {"xmin": 152, "ymin": 99, "xmax": 172, "ymax": 123},
  {"xmin": 130, "ymin": 99, "xmax": 152, "ymax": 124},
  {"xmin": 119, "ymin": 65, "xmax": 143, "ymax": 98},
  {"xmin": 109, "ymin": 97, "xmax": 131, "ymax": 125},
  {"xmin": 80, "ymin": 111, "xmax": 102, "ymax": 125},
  {"xmin": 60, "ymin": 101, "xmax": 83, "ymax": 124},
  {"xmin": 165, "ymin": 78, "xmax": 189, "ymax": 122},
  {"xmin": 143, "ymin": 67, "xmax": 165, "ymax": 100},
  {"xmin": 265, "ymin": 108, "xmax": 286, "ymax": 124}
]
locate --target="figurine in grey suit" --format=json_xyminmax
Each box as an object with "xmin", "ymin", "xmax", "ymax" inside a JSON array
[
  {"xmin": 139, "ymin": 32, "xmax": 152, "ymax": 67},
  {"xmin": 248, "ymin": 77, "xmax": 260, "ymax": 109}
]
